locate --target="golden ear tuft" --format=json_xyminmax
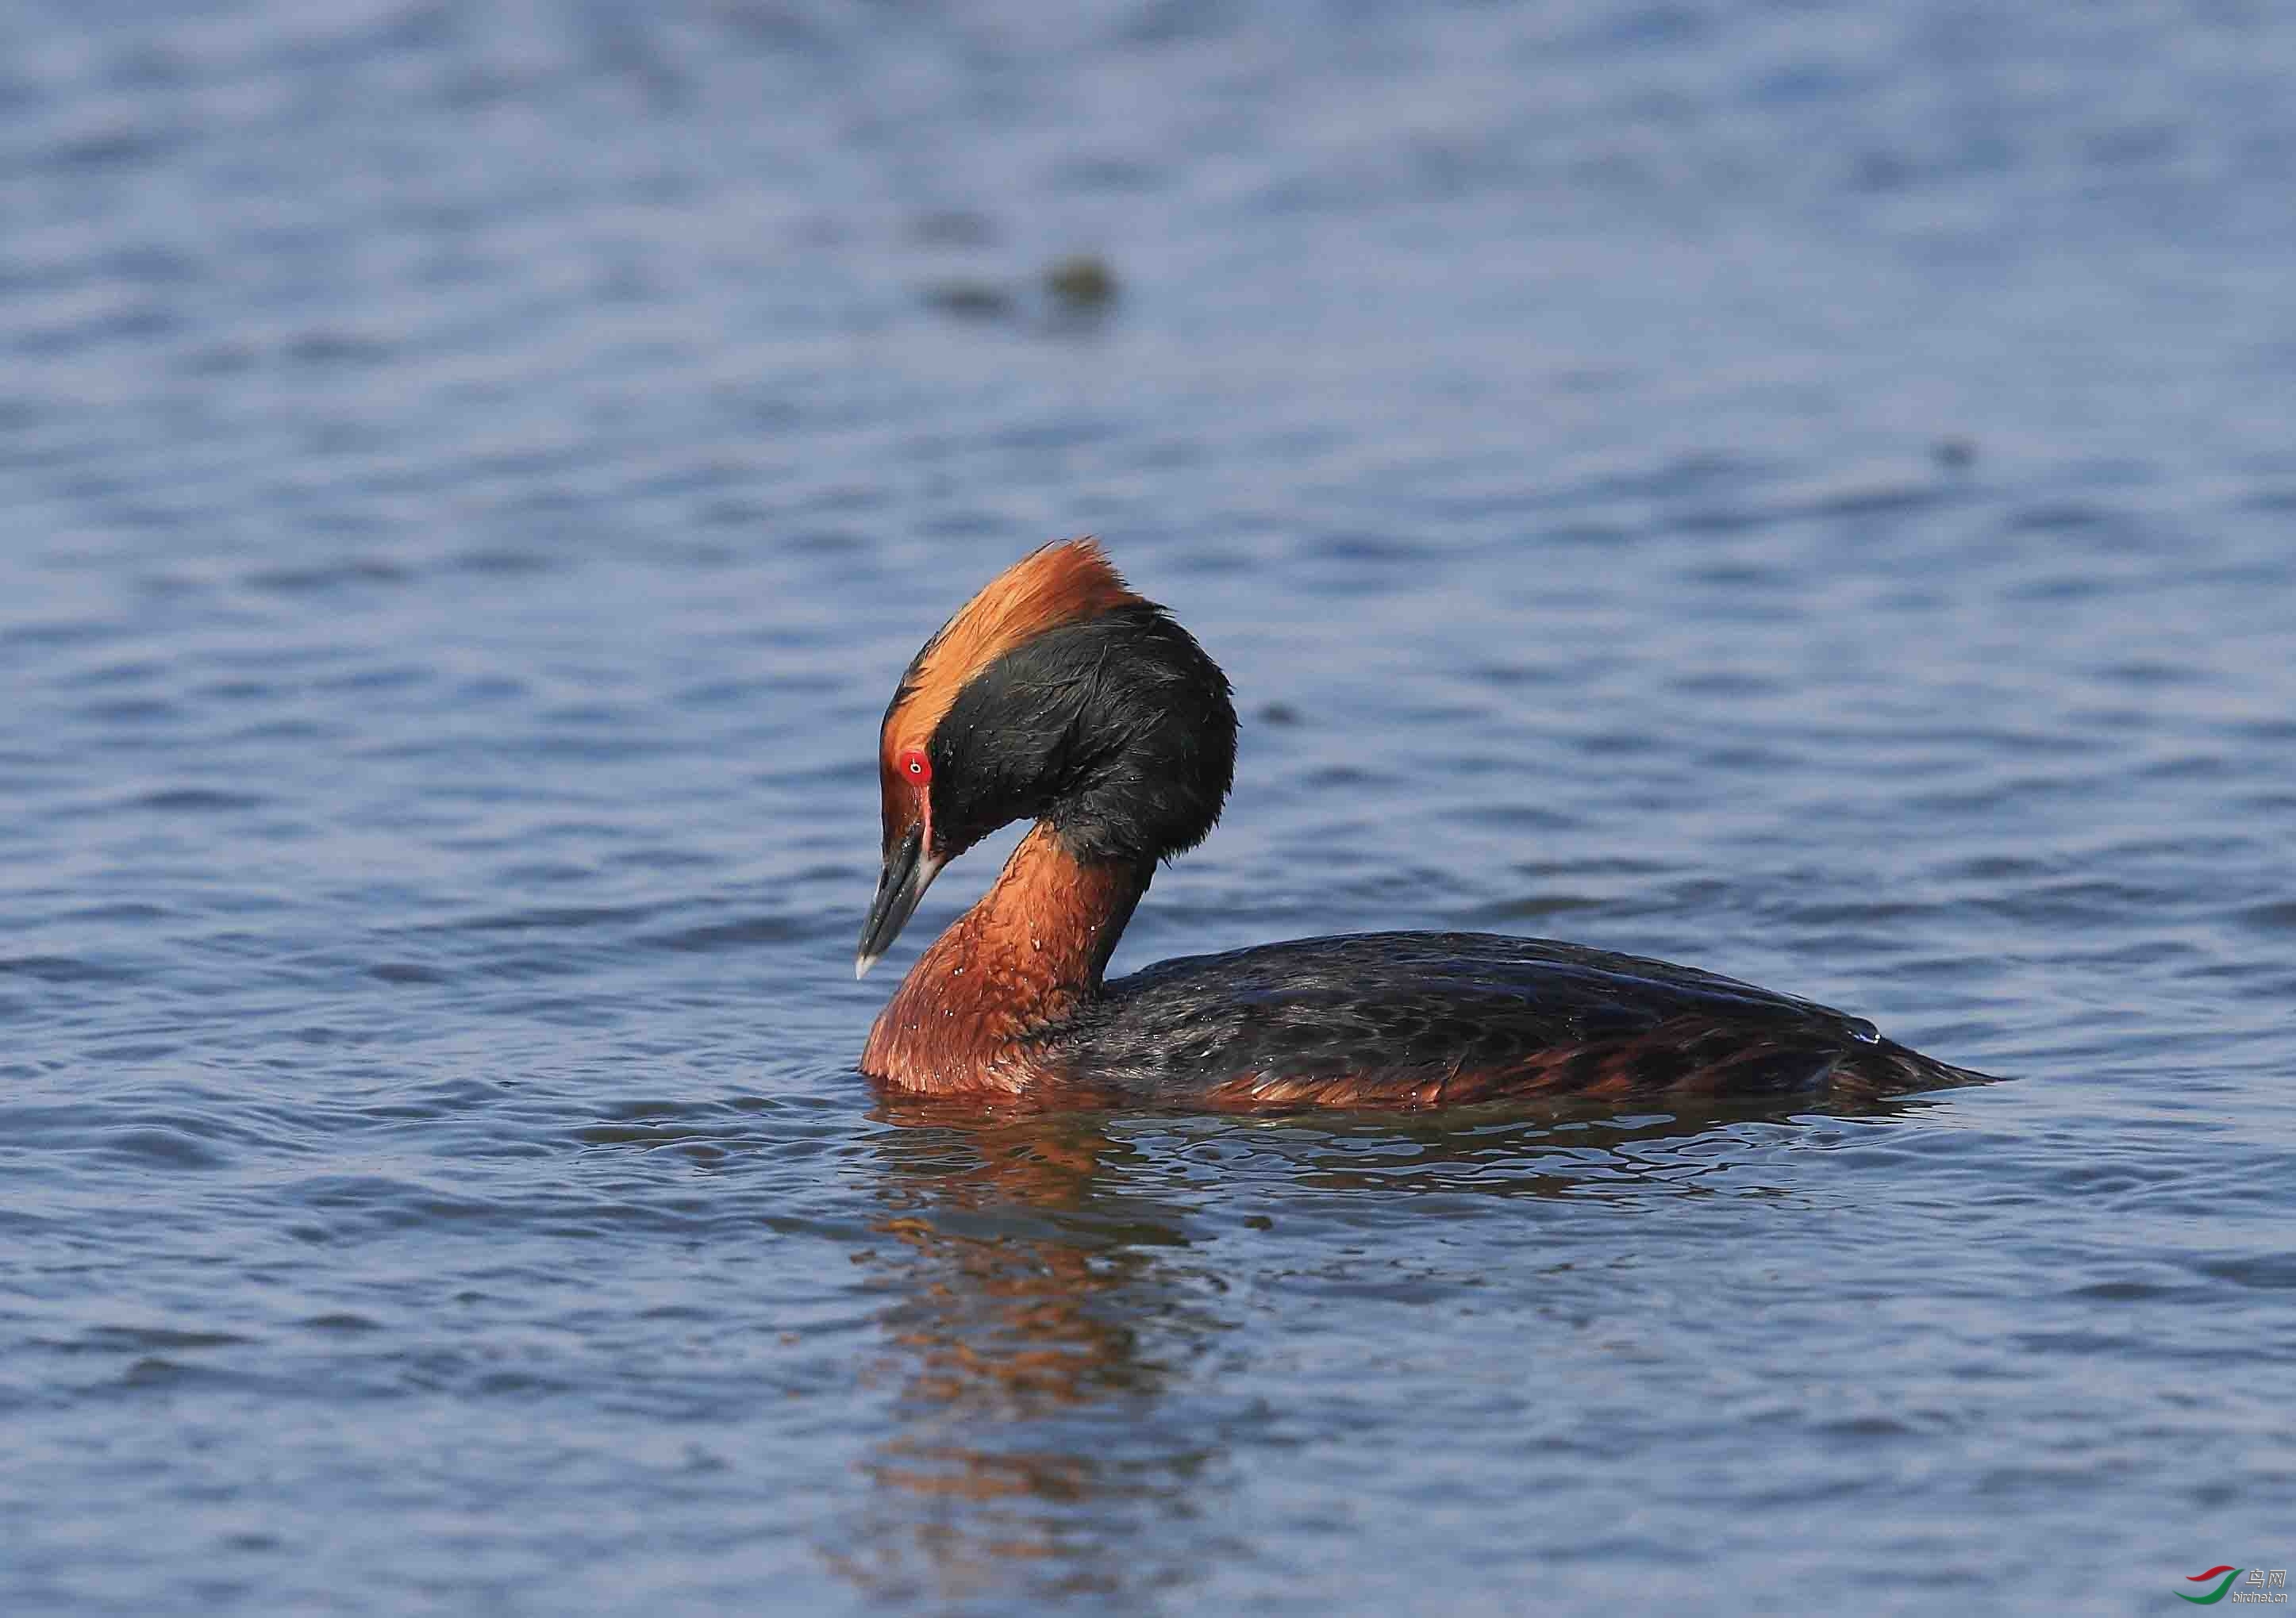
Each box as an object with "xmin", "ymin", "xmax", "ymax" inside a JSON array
[{"xmin": 880, "ymin": 539, "xmax": 1144, "ymax": 765}]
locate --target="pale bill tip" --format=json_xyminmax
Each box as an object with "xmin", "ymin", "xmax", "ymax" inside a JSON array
[{"xmin": 855, "ymin": 951, "xmax": 882, "ymax": 980}]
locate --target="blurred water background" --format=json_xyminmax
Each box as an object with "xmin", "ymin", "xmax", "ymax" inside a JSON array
[{"xmin": 3, "ymin": 1, "xmax": 2293, "ymax": 1612}]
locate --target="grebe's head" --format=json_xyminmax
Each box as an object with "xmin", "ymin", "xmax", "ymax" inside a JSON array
[{"xmin": 856, "ymin": 539, "xmax": 1236, "ymax": 977}]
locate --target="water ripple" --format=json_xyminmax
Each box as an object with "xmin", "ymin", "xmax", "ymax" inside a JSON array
[{"xmin": 2, "ymin": 0, "xmax": 2294, "ymax": 1612}]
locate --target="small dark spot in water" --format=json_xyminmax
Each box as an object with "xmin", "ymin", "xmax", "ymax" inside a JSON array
[{"xmin": 1044, "ymin": 254, "xmax": 1119, "ymax": 311}]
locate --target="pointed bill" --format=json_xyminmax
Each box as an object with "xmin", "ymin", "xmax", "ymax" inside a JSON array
[{"xmin": 856, "ymin": 824, "xmax": 943, "ymax": 977}]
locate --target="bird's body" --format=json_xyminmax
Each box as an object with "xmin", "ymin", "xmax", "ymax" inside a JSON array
[
  {"xmin": 1053, "ymin": 932, "xmax": 1979, "ymax": 1109},
  {"xmin": 856, "ymin": 540, "xmax": 1993, "ymax": 1111}
]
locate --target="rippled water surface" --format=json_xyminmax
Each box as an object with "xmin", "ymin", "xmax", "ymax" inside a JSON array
[{"xmin": 6, "ymin": 2, "xmax": 2294, "ymax": 1612}]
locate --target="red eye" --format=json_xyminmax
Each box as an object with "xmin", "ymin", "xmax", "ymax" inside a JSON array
[{"xmin": 897, "ymin": 748, "xmax": 930, "ymax": 783}]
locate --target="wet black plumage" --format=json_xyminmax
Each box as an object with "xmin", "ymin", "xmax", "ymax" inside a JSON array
[
  {"xmin": 929, "ymin": 601, "xmax": 1236, "ymax": 866},
  {"xmin": 1031, "ymin": 931, "xmax": 1986, "ymax": 1108}
]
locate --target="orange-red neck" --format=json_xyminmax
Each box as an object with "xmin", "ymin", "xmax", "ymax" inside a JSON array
[{"xmin": 861, "ymin": 824, "xmax": 1148, "ymax": 1094}]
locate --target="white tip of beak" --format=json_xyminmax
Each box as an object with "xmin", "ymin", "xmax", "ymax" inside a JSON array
[{"xmin": 855, "ymin": 951, "xmax": 883, "ymax": 981}]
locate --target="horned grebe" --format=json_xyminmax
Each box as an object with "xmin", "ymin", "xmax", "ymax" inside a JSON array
[{"xmin": 857, "ymin": 540, "xmax": 1994, "ymax": 1109}]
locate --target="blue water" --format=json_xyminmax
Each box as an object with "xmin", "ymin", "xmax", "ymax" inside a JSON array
[{"xmin": 4, "ymin": 2, "xmax": 2293, "ymax": 1612}]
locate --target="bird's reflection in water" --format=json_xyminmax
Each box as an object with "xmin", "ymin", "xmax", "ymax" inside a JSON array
[
  {"xmin": 828, "ymin": 1089, "xmax": 1963, "ymax": 1602},
  {"xmin": 831, "ymin": 1095, "xmax": 1233, "ymax": 1606}
]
